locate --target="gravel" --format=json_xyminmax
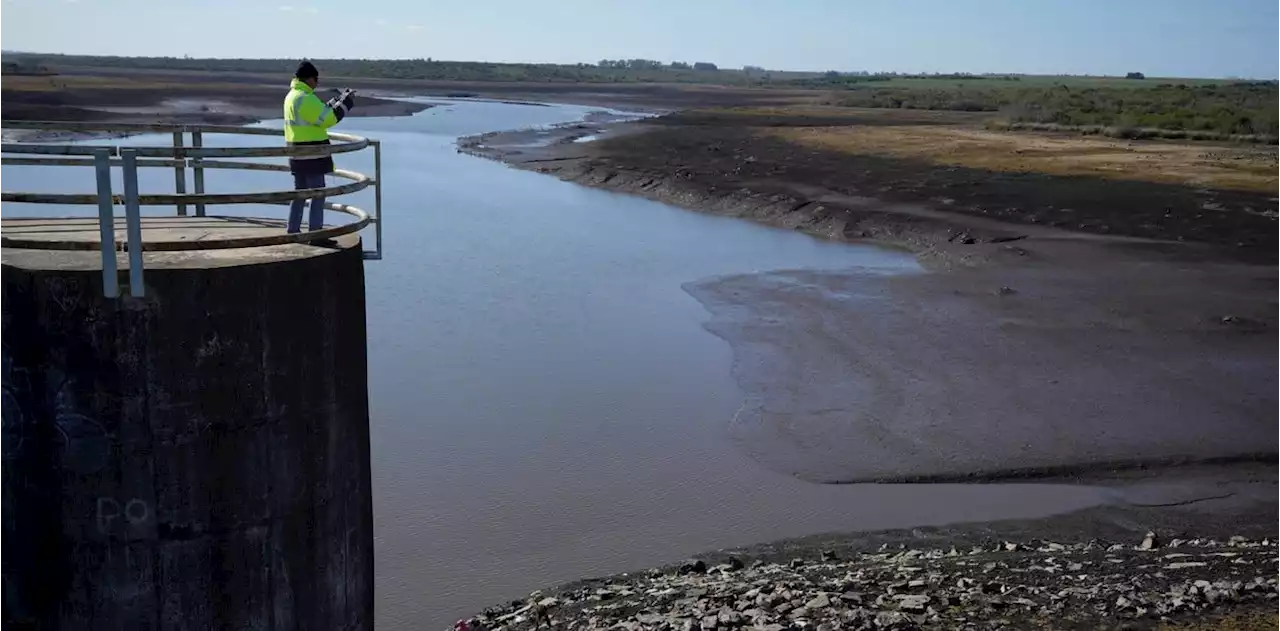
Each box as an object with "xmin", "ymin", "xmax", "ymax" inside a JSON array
[{"xmin": 454, "ymin": 535, "xmax": 1276, "ymax": 630}]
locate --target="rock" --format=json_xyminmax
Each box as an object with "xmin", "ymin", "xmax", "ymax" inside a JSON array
[
  {"xmin": 1003, "ymin": 541, "xmax": 1020, "ymax": 551},
  {"xmin": 805, "ymin": 594, "xmax": 831, "ymax": 610},
  {"xmin": 874, "ymin": 611, "xmax": 907, "ymax": 628},
  {"xmin": 701, "ymin": 615, "xmax": 719, "ymax": 630},
  {"xmin": 635, "ymin": 613, "xmax": 666, "ymax": 625},
  {"xmin": 717, "ymin": 609, "xmax": 743, "ymax": 627},
  {"xmin": 681, "ymin": 560, "xmax": 709, "ymax": 575},
  {"xmin": 1140, "ymin": 531, "xmax": 1160, "ymax": 551},
  {"xmin": 789, "ymin": 607, "xmax": 809, "ymax": 619},
  {"xmin": 820, "ymin": 550, "xmax": 838, "ymax": 562},
  {"xmin": 787, "ymin": 559, "xmax": 805, "ymax": 569},
  {"xmin": 537, "ymin": 597, "xmax": 559, "ymax": 608},
  {"xmin": 725, "ymin": 557, "xmax": 745, "ymax": 571},
  {"xmin": 894, "ymin": 595, "xmax": 930, "ymax": 613}
]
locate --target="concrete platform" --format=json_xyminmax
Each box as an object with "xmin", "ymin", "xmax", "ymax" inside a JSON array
[
  {"xmin": 2, "ymin": 217, "xmax": 374, "ymax": 628},
  {"xmin": 2, "ymin": 216, "xmax": 362, "ymax": 270}
]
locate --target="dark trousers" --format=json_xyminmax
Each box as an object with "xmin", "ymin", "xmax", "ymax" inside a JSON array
[{"xmin": 287, "ymin": 171, "xmax": 327, "ymax": 234}]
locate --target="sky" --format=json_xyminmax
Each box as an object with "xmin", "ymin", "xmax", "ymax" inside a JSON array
[{"xmin": 2, "ymin": 0, "xmax": 1277, "ymax": 78}]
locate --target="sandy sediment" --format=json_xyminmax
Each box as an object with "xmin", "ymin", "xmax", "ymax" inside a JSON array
[{"xmin": 457, "ymin": 114, "xmax": 1278, "ymax": 482}]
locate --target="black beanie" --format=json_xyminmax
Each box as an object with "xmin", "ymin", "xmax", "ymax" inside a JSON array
[{"xmin": 295, "ymin": 61, "xmax": 319, "ymax": 80}]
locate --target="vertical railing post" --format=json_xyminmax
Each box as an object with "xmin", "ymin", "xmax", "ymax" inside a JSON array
[
  {"xmin": 372, "ymin": 139, "xmax": 383, "ymax": 260},
  {"xmin": 93, "ymin": 148, "xmax": 120, "ymax": 298},
  {"xmin": 192, "ymin": 129, "xmax": 206, "ymax": 217},
  {"xmin": 120, "ymin": 149, "xmax": 146, "ymax": 298},
  {"xmin": 172, "ymin": 131, "xmax": 187, "ymax": 216}
]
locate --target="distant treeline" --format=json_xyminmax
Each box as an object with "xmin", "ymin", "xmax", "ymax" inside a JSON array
[
  {"xmin": 0, "ymin": 53, "xmax": 817, "ymax": 85},
  {"xmin": 1, "ymin": 61, "xmax": 56, "ymax": 76}
]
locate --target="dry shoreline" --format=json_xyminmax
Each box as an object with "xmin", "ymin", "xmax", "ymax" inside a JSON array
[
  {"xmin": 454, "ymin": 113, "xmax": 1277, "ymax": 627},
  {"xmin": 460, "ymin": 118, "xmax": 1276, "ymax": 481}
]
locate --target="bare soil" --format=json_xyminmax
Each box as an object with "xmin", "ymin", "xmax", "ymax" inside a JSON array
[
  {"xmin": 1, "ymin": 72, "xmax": 432, "ymax": 130},
  {"xmin": 527, "ymin": 114, "xmax": 1277, "ymax": 262},
  {"xmin": 773, "ymin": 123, "xmax": 1277, "ymax": 193},
  {"xmin": 462, "ymin": 106, "xmax": 1277, "ymax": 486}
]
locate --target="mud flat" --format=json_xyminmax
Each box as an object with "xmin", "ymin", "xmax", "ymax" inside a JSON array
[{"xmin": 455, "ymin": 106, "xmax": 1278, "ymax": 628}]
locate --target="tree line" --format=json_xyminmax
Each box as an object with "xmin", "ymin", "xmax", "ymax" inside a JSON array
[
  {"xmin": 596, "ymin": 59, "xmax": 720, "ymax": 71},
  {"xmin": 2, "ymin": 53, "xmax": 750, "ymax": 84}
]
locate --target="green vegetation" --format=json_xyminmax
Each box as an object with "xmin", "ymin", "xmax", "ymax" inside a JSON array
[
  {"xmin": 1, "ymin": 61, "xmax": 55, "ymax": 76},
  {"xmin": 818, "ymin": 78, "xmax": 1278, "ymax": 140}
]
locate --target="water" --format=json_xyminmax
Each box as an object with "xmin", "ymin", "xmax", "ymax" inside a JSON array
[{"xmin": 2, "ymin": 100, "xmax": 1108, "ymax": 629}]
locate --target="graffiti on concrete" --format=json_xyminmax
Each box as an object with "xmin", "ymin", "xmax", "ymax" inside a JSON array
[
  {"xmin": 49, "ymin": 366, "xmax": 112, "ymax": 473},
  {"xmin": 1, "ymin": 347, "xmax": 23, "ymax": 462},
  {"xmin": 1, "ymin": 344, "xmax": 112, "ymax": 475}
]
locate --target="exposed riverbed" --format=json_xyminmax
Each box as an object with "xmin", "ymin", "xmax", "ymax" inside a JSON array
[{"xmin": 3, "ymin": 100, "xmax": 1121, "ymax": 629}]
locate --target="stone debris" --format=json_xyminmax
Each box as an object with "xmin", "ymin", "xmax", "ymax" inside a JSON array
[{"xmin": 456, "ymin": 535, "xmax": 1277, "ymax": 630}]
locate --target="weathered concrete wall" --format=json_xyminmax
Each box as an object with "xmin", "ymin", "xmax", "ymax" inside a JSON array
[{"xmin": 2, "ymin": 245, "xmax": 373, "ymax": 630}]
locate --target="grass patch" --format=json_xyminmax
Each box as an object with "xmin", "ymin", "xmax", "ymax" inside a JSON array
[
  {"xmin": 770, "ymin": 124, "xmax": 1278, "ymax": 193},
  {"xmin": 817, "ymin": 80, "xmax": 1278, "ymax": 138}
]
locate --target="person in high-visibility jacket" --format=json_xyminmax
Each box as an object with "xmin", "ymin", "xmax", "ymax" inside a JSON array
[{"xmin": 283, "ymin": 60, "xmax": 355, "ymax": 235}]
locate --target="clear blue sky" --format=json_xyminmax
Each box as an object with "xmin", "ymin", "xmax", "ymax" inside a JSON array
[{"xmin": 3, "ymin": 0, "xmax": 1276, "ymax": 78}]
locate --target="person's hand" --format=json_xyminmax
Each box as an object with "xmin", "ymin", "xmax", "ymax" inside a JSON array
[{"xmin": 341, "ymin": 89, "xmax": 356, "ymax": 110}]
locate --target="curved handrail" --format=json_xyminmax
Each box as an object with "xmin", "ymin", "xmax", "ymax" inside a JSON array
[
  {"xmin": 1, "ymin": 168, "xmax": 371, "ymax": 205},
  {"xmin": 0, "ymin": 121, "xmax": 386, "ymax": 296},
  {"xmin": 0, "ymin": 204, "xmax": 372, "ymax": 252},
  {"xmin": 1, "ymin": 127, "xmax": 367, "ymax": 159},
  {"xmin": 0, "ymin": 121, "xmax": 382, "ymax": 249}
]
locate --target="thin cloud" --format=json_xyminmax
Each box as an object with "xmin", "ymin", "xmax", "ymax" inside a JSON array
[
  {"xmin": 303, "ymin": 6, "xmax": 318, "ymax": 14},
  {"xmin": 406, "ymin": 24, "xmax": 423, "ymax": 31}
]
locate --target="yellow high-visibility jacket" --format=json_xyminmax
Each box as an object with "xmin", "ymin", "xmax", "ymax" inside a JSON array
[{"xmin": 283, "ymin": 78, "xmax": 343, "ymax": 174}]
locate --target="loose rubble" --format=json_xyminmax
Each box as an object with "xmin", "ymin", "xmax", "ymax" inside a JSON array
[{"xmin": 456, "ymin": 535, "xmax": 1277, "ymax": 630}]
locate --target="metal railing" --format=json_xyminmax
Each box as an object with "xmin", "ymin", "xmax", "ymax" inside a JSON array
[{"xmin": 0, "ymin": 121, "xmax": 384, "ymax": 298}]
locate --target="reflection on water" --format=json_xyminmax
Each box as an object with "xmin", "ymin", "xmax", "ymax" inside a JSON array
[{"xmin": 1, "ymin": 100, "xmax": 1107, "ymax": 630}]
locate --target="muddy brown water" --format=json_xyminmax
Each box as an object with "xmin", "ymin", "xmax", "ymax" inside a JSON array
[{"xmin": 1, "ymin": 100, "xmax": 1109, "ymax": 629}]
